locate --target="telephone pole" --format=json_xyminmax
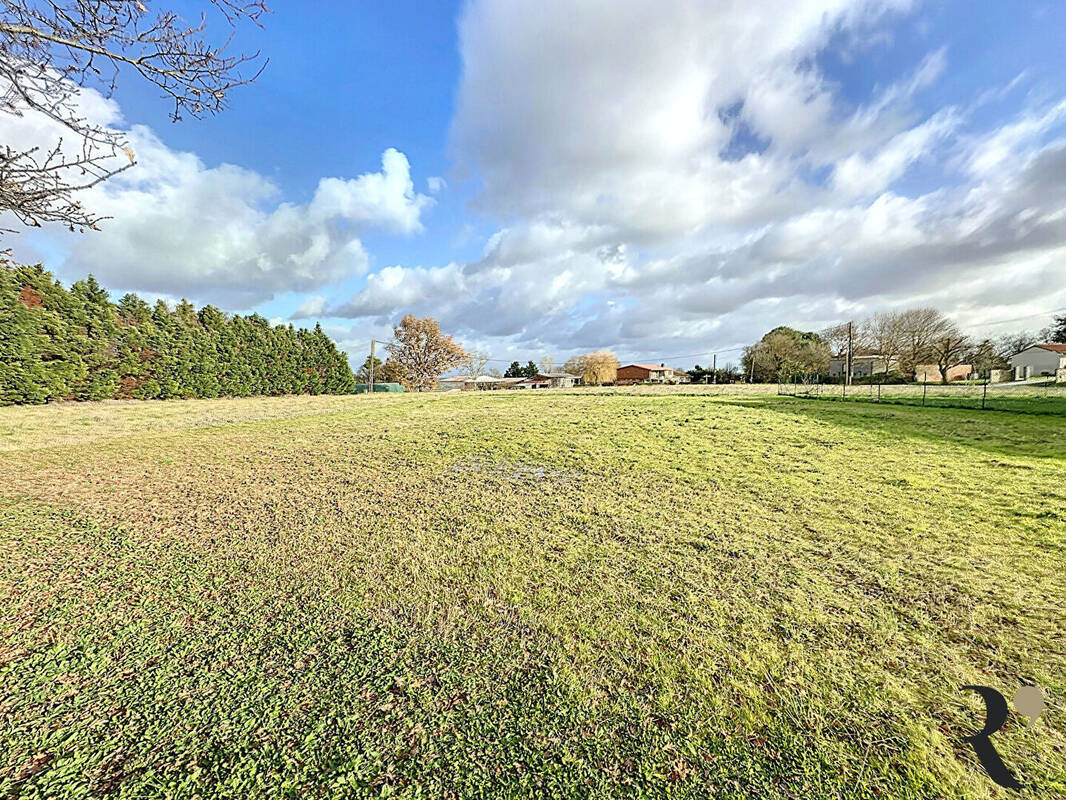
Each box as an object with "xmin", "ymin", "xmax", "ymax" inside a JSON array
[
  {"xmin": 846, "ymin": 321, "xmax": 854, "ymax": 387},
  {"xmin": 369, "ymin": 339, "xmax": 376, "ymax": 393}
]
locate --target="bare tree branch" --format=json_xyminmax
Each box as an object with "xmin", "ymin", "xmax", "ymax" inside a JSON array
[{"xmin": 0, "ymin": 0, "xmax": 268, "ymax": 232}]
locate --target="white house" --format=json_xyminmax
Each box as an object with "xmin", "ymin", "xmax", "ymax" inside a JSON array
[
  {"xmin": 1008, "ymin": 344, "xmax": 1066, "ymax": 379},
  {"xmin": 532, "ymin": 371, "xmax": 580, "ymax": 388}
]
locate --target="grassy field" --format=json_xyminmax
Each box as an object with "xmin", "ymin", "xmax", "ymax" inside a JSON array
[
  {"xmin": 1, "ymin": 391, "xmax": 1063, "ymax": 799},
  {"xmin": 776, "ymin": 381, "xmax": 1066, "ymax": 416}
]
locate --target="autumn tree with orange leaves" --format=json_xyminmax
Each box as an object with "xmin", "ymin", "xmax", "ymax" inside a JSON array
[{"xmin": 386, "ymin": 315, "xmax": 466, "ymax": 392}]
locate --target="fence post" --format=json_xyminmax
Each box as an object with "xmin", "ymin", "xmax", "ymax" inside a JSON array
[
  {"xmin": 982, "ymin": 381, "xmax": 987, "ymax": 411},
  {"xmin": 922, "ymin": 375, "xmax": 927, "ymax": 407},
  {"xmin": 842, "ymin": 379, "xmax": 846, "ymax": 400},
  {"xmin": 877, "ymin": 381, "xmax": 881, "ymax": 403}
]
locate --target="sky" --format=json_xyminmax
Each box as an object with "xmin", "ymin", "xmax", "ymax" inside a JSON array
[{"xmin": 4, "ymin": 0, "xmax": 1066, "ymax": 370}]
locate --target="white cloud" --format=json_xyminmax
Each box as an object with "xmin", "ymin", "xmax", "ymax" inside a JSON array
[
  {"xmin": 294, "ymin": 295, "xmax": 328, "ymax": 318},
  {"xmin": 0, "ymin": 90, "xmax": 432, "ymax": 307},
  {"xmin": 831, "ymin": 108, "xmax": 959, "ymax": 197},
  {"xmin": 325, "ymin": 0, "xmax": 1066, "ymax": 359}
]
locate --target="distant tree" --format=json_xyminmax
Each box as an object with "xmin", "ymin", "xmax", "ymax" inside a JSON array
[
  {"xmin": 356, "ymin": 354, "xmax": 384, "ymax": 383},
  {"xmin": 386, "ymin": 315, "xmax": 465, "ymax": 392},
  {"xmin": 504, "ymin": 360, "xmax": 523, "ymax": 378},
  {"xmin": 540, "ymin": 355, "xmax": 556, "ymax": 373},
  {"xmin": 863, "ymin": 311, "xmax": 905, "ymax": 364},
  {"xmin": 588, "ymin": 351, "xmax": 619, "ymax": 384},
  {"xmin": 928, "ymin": 325, "xmax": 971, "ymax": 383},
  {"xmin": 562, "ymin": 355, "xmax": 584, "ymax": 379},
  {"xmin": 896, "ymin": 308, "xmax": 955, "ymax": 378},
  {"xmin": 820, "ymin": 321, "xmax": 863, "ymax": 358},
  {"xmin": 969, "ymin": 339, "xmax": 1006, "ymax": 376},
  {"xmin": 460, "ymin": 350, "xmax": 490, "ymax": 382},
  {"xmin": 0, "ymin": 0, "xmax": 267, "ymax": 233},
  {"xmin": 1045, "ymin": 313, "xmax": 1066, "ymax": 343},
  {"xmin": 522, "ymin": 360, "xmax": 538, "ymax": 378},
  {"xmin": 377, "ymin": 358, "xmax": 406, "ymax": 384},
  {"xmin": 565, "ymin": 350, "xmax": 617, "ymax": 385},
  {"xmin": 486, "ymin": 367, "xmax": 502, "ymax": 378},
  {"xmin": 996, "ymin": 331, "xmax": 1037, "ymax": 359},
  {"xmin": 743, "ymin": 327, "xmax": 830, "ymax": 382}
]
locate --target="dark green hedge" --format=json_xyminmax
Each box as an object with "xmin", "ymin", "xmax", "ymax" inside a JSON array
[{"xmin": 1, "ymin": 263, "xmax": 355, "ymax": 405}]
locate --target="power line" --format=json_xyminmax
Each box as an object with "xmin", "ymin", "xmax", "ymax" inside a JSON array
[{"xmin": 962, "ymin": 306, "xmax": 1066, "ymax": 328}]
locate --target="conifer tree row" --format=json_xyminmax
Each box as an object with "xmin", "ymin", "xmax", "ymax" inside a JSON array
[{"xmin": 0, "ymin": 263, "xmax": 355, "ymax": 404}]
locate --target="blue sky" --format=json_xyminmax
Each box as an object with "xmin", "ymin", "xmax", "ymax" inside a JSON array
[{"xmin": 5, "ymin": 0, "xmax": 1066, "ymax": 368}]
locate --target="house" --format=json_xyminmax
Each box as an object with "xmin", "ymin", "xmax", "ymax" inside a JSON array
[
  {"xmin": 827, "ymin": 354, "xmax": 898, "ymax": 378},
  {"xmin": 616, "ymin": 363, "xmax": 687, "ymax": 385},
  {"xmin": 438, "ymin": 375, "xmax": 519, "ymax": 391},
  {"xmin": 914, "ymin": 364, "xmax": 974, "ymax": 383},
  {"xmin": 531, "ymin": 371, "xmax": 580, "ymax": 388},
  {"xmin": 470, "ymin": 376, "xmax": 525, "ymax": 390},
  {"xmin": 438, "ymin": 375, "xmax": 472, "ymax": 391},
  {"xmin": 514, "ymin": 376, "xmax": 552, "ymax": 389},
  {"xmin": 1009, "ymin": 343, "xmax": 1066, "ymax": 380}
]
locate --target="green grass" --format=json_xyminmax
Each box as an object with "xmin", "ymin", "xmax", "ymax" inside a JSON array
[
  {"xmin": 1, "ymin": 392, "xmax": 1063, "ymax": 798},
  {"xmin": 780, "ymin": 382, "xmax": 1066, "ymax": 416}
]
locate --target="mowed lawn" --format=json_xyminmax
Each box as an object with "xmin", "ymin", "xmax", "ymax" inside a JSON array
[{"xmin": 0, "ymin": 392, "xmax": 1063, "ymax": 799}]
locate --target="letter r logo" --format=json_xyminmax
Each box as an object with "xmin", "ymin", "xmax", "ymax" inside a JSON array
[{"xmin": 960, "ymin": 685, "xmax": 1021, "ymax": 790}]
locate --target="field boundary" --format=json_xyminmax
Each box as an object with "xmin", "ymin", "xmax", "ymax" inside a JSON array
[{"xmin": 777, "ymin": 378, "xmax": 1066, "ymax": 416}]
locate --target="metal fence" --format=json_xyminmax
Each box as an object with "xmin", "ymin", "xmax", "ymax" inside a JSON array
[{"xmin": 777, "ymin": 378, "xmax": 1066, "ymax": 415}]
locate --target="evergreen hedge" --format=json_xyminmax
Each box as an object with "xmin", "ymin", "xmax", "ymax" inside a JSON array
[{"xmin": 1, "ymin": 263, "xmax": 355, "ymax": 405}]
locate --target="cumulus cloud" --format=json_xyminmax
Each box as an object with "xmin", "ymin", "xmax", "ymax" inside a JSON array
[
  {"xmin": 0, "ymin": 89, "xmax": 432, "ymax": 308},
  {"xmin": 325, "ymin": 0, "xmax": 1066, "ymax": 359}
]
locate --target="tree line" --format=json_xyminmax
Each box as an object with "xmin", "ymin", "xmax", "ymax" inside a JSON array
[
  {"xmin": 1, "ymin": 264, "xmax": 355, "ymax": 404},
  {"xmin": 743, "ymin": 308, "xmax": 1066, "ymax": 383}
]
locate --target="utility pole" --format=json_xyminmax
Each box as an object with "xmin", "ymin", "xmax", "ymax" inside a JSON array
[
  {"xmin": 712, "ymin": 354, "xmax": 717, "ymax": 384},
  {"xmin": 846, "ymin": 321, "xmax": 854, "ymax": 387},
  {"xmin": 369, "ymin": 339, "xmax": 376, "ymax": 394}
]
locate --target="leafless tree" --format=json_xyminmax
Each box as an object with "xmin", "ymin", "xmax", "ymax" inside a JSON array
[
  {"xmin": 862, "ymin": 311, "xmax": 905, "ymax": 365},
  {"xmin": 896, "ymin": 308, "xmax": 955, "ymax": 378},
  {"xmin": 539, "ymin": 355, "xmax": 555, "ymax": 374},
  {"xmin": 996, "ymin": 330, "xmax": 1037, "ymax": 359},
  {"xmin": 460, "ymin": 349, "xmax": 489, "ymax": 382},
  {"xmin": 820, "ymin": 322, "xmax": 853, "ymax": 358},
  {"xmin": 818, "ymin": 322, "xmax": 869, "ymax": 358},
  {"xmin": 0, "ymin": 1, "xmax": 267, "ymax": 232},
  {"xmin": 929, "ymin": 327, "xmax": 971, "ymax": 384}
]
